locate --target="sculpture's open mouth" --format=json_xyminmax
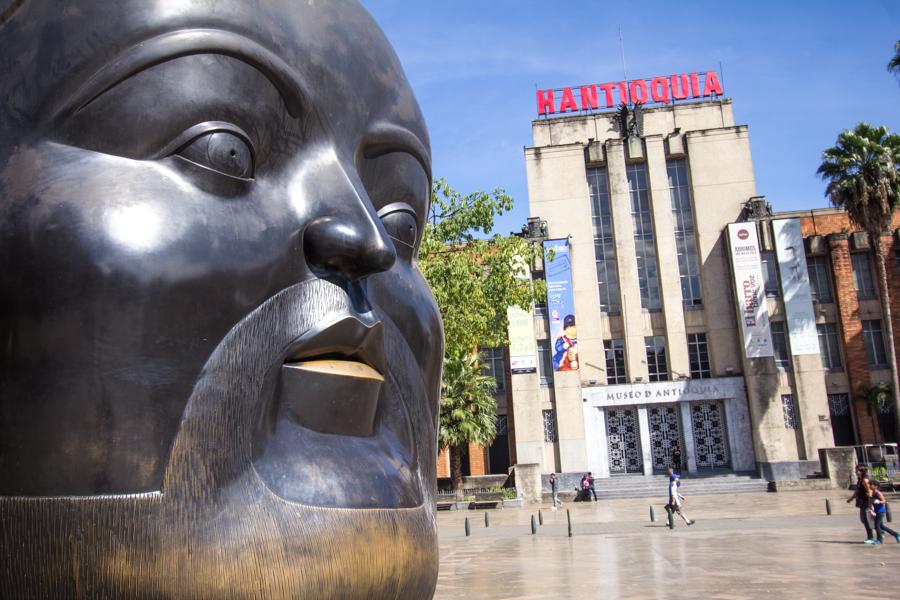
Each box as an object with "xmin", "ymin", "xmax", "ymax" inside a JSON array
[
  {"xmin": 278, "ymin": 317, "xmax": 387, "ymax": 438},
  {"xmin": 253, "ymin": 314, "xmax": 423, "ymax": 509}
]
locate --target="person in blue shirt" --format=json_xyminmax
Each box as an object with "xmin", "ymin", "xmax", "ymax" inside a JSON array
[
  {"xmin": 869, "ymin": 480, "xmax": 900, "ymax": 544},
  {"xmin": 665, "ymin": 467, "xmax": 694, "ymax": 526}
]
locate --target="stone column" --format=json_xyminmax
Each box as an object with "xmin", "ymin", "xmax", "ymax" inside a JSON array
[
  {"xmin": 637, "ymin": 405, "xmax": 653, "ymax": 475},
  {"xmin": 605, "ymin": 139, "xmax": 648, "ymax": 382},
  {"xmin": 679, "ymin": 402, "xmax": 698, "ymax": 474},
  {"xmin": 645, "ymin": 135, "xmax": 689, "ymax": 378}
]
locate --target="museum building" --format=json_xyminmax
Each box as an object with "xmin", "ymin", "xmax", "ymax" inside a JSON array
[{"xmin": 437, "ymin": 75, "xmax": 899, "ymax": 484}]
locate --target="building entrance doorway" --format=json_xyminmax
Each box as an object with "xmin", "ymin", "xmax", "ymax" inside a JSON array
[
  {"xmin": 606, "ymin": 407, "xmax": 643, "ymax": 474},
  {"xmin": 648, "ymin": 405, "xmax": 684, "ymax": 473},
  {"xmin": 828, "ymin": 394, "xmax": 855, "ymax": 446},
  {"xmin": 691, "ymin": 401, "xmax": 730, "ymax": 469}
]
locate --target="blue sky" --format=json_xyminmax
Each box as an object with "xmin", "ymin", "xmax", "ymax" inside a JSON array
[{"xmin": 364, "ymin": 1, "xmax": 900, "ymax": 236}]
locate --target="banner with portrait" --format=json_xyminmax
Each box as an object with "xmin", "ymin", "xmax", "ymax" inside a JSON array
[{"xmin": 543, "ymin": 239, "xmax": 579, "ymax": 371}]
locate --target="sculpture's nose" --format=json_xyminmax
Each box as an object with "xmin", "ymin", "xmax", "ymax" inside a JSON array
[{"xmin": 302, "ymin": 163, "xmax": 396, "ymax": 282}]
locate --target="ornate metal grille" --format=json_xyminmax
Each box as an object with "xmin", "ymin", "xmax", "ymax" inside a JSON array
[
  {"xmin": 782, "ymin": 394, "xmax": 798, "ymax": 429},
  {"xmin": 690, "ymin": 401, "xmax": 730, "ymax": 469},
  {"xmin": 542, "ymin": 409, "xmax": 557, "ymax": 442},
  {"xmin": 649, "ymin": 405, "xmax": 683, "ymax": 473},
  {"xmin": 606, "ymin": 407, "xmax": 643, "ymax": 474}
]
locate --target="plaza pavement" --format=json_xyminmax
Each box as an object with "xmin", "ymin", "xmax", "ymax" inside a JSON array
[{"xmin": 435, "ymin": 489, "xmax": 900, "ymax": 599}]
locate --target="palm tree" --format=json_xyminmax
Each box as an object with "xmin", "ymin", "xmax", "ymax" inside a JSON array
[
  {"xmin": 818, "ymin": 123, "xmax": 900, "ymax": 442},
  {"xmin": 438, "ymin": 346, "xmax": 498, "ymax": 492},
  {"xmin": 856, "ymin": 382, "xmax": 892, "ymax": 443},
  {"xmin": 889, "ymin": 40, "xmax": 900, "ymax": 81}
]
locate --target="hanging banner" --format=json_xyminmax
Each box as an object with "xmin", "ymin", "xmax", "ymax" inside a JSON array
[
  {"xmin": 543, "ymin": 239, "xmax": 579, "ymax": 371},
  {"xmin": 773, "ymin": 219, "xmax": 819, "ymax": 355},
  {"xmin": 727, "ymin": 223, "xmax": 774, "ymax": 358},
  {"xmin": 507, "ymin": 305, "xmax": 537, "ymax": 374}
]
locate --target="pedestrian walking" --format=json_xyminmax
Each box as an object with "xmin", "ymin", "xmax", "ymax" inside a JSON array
[
  {"xmin": 549, "ymin": 473, "xmax": 561, "ymax": 510},
  {"xmin": 869, "ymin": 480, "xmax": 900, "ymax": 544},
  {"xmin": 664, "ymin": 467, "xmax": 694, "ymax": 526},
  {"xmin": 588, "ymin": 471, "xmax": 597, "ymax": 501},
  {"xmin": 846, "ymin": 465, "xmax": 874, "ymax": 543}
]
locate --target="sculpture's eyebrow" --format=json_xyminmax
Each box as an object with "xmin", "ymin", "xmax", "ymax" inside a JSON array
[
  {"xmin": 362, "ymin": 121, "xmax": 432, "ymax": 182},
  {"xmin": 51, "ymin": 29, "xmax": 309, "ymax": 119}
]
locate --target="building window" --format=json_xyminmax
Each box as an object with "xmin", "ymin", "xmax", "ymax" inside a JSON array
[
  {"xmin": 480, "ymin": 347, "xmax": 506, "ymax": 392},
  {"xmin": 806, "ymin": 255, "xmax": 833, "ymax": 303},
  {"xmin": 542, "ymin": 409, "xmax": 557, "ymax": 443},
  {"xmin": 645, "ymin": 336, "xmax": 669, "ymax": 382},
  {"xmin": 760, "ymin": 251, "xmax": 780, "ymax": 297},
  {"xmin": 687, "ymin": 333, "xmax": 711, "ymax": 379},
  {"xmin": 627, "ymin": 163, "xmax": 661, "ymax": 311},
  {"xmin": 782, "ymin": 394, "xmax": 798, "ymax": 429},
  {"xmin": 895, "ymin": 248, "xmax": 900, "ymax": 273},
  {"xmin": 495, "ymin": 414, "xmax": 508, "ymax": 436},
  {"xmin": 816, "ymin": 323, "xmax": 842, "ymax": 371},
  {"xmin": 587, "ymin": 168, "xmax": 620, "ymax": 314},
  {"xmin": 604, "ymin": 339, "xmax": 626, "ymax": 384},
  {"xmin": 667, "ymin": 159, "xmax": 702, "ymax": 307},
  {"xmin": 862, "ymin": 319, "xmax": 888, "ymax": 367},
  {"xmin": 771, "ymin": 321, "xmax": 792, "ymax": 371},
  {"xmin": 852, "ymin": 252, "xmax": 877, "ymax": 300},
  {"xmin": 537, "ymin": 339, "xmax": 554, "ymax": 386}
]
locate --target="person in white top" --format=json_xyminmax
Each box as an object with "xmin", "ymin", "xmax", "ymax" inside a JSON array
[{"xmin": 665, "ymin": 467, "xmax": 695, "ymax": 526}]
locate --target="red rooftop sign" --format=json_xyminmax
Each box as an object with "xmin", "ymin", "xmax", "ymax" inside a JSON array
[{"xmin": 536, "ymin": 71, "xmax": 724, "ymax": 116}]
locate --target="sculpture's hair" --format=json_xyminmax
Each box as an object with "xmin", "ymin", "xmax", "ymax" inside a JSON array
[{"xmin": 0, "ymin": 0, "xmax": 28, "ymax": 27}]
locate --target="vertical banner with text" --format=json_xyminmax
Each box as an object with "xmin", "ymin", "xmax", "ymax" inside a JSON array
[
  {"xmin": 727, "ymin": 223, "xmax": 774, "ymax": 358},
  {"xmin": 507, "ymin": 306, "xmax": 537, "ymax": 373},
  {"xmin": 543, "ymin": 239, "xmax": 579, "ymax": 371},
  {"xmin": 773, "ymin": 218, "xmax": 819, "ymax": 355}
]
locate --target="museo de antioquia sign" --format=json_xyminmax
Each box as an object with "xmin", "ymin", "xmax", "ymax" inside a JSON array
[{"xmin": 536, "ymin": 70, "xmax": 724, "ymax": 116}]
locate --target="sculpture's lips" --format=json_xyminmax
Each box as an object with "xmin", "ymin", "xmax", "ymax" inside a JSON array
[
  {"xmin": 254, "ymin": 312, "xmax": 422, "ymax": 508},
  {"xmin": 278, "ymin": 316, "xmax": 386, "ymax": 437}
]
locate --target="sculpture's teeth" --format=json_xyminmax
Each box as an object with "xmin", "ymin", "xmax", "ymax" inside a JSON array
[{"xmin": 289, "ymin": 359, "xmax": 383, "ymax": 381}]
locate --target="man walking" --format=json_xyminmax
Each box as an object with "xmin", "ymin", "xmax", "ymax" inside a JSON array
[
  {"xmin": 665, "ymin": 467, "xmax": 695, "ymax": 526},
  {"xmin": 588, "ymin": 471, "xmax": 597, "ymax": 501},
  {"xmin": 549, "ymin": 473, "xmax": 561, "ymax": 510}
]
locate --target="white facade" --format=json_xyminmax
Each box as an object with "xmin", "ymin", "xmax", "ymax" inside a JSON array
[{"xmin": 511, "ymin": 98, "xmax": 834, "ymax": 480}]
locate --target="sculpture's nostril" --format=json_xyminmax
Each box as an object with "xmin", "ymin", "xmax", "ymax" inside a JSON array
[{"xmin": 304, "ymin": 216, "xmax": 396, "ymax": 281}]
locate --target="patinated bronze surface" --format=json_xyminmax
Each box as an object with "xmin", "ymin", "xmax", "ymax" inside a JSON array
[{"xmin": 0, "ymin": 0, "xmax": 442, "ymax": 597}]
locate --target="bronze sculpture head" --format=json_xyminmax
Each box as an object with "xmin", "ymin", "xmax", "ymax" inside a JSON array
[{"xmin": 0, "ymin": 0, "xmax": 442, "ymax": 596}]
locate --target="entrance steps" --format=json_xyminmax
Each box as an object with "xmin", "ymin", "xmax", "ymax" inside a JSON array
[{"xmin": 549, "ymin": 472, "xmax": 769, "ymax": 502}]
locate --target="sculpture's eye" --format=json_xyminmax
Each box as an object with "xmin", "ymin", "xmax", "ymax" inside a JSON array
[
  {"xmin": 378, "ymin": 204, "xmax": 418, "ymax": 261},
  {"xmin": 177, "ymin": 130, "xmax": 254, "ymax": 179}
]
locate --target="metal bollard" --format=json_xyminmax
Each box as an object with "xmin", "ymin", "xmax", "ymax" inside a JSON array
[
  {"xmin": 531, "ymin": 514, "xmax": 537, "ymax": 535},
  {"xmin": 465, "ymin": 517, "xmax": 470, "ymax": 537},
  {"xmin": 825, "ymin": 498, "xmax": 832, "ymax": 515},
  {"xmin": 567, "ymin": 509, "xmax": 573, "ymax": 537},
  {"xmin": 484, "ymin": 512, "xmax": 490, "ymax": 528},
  {"xmin": 539, "ymin": 509, "xmax": 544, "ymax": 526},
  {"xmin": 650, "ymin": 505, "xmax": 656, "ymax": 522},
  {"xmin": 888, "ymin": 503, "xmax": 893, "ymax": 523},
  {"xmin": 666, "ymin": 507, "xmax": 674, "ymax": 530}
]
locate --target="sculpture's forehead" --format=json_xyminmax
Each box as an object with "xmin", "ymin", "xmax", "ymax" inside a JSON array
[{"xmin": 1, "ymin": 0, "xmax": 428, "ymax": 152}]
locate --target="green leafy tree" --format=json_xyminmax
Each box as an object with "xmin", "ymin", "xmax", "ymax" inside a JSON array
[
  {"xmin": 818, "ymin": 123, "xmax": 900, "ymax": 442},
  {"xmin": 889, "ymin": 40, "xmax": 900, "ymax": 81},
  {"xmin": 420, "ymin": 178, "xmax": 544, "ymax": 490}
]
